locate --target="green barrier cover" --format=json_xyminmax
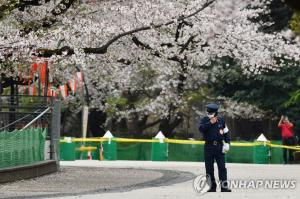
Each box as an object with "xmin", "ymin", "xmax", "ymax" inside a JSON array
[
  {"xmin": 226, "ymin": 141, "xmax": 254, "ymax": 163},
  {"xmin": 60, "ymin": 142, "xmax": 76, "ymax": 161},
  {"xmin": 270, "ymin": 140, "xmax": 284, "ymax": 164},
  {"xmin": 82, "ymin": 142, "xmax": 100, "ymax": 160},
  {"xmin": 253, "ymin": 142, "xmax": 270, "ymax": 164},
  {"xmin": 61, "ymin": 140, "xmax": 116, "ymax": 161},
  {"xmin": 75, "ymin": 142, "xmax": 100, "ymax": 160},
  {"xmin": 168, "ymin": 143, "xmax": 204, "ymax": 162},
  {"xmin": 0, "ymin": 128, "xmax": 47, "ymax": 168},
  {"xmin": 151, "ymin": 140, "xmax": 168, "ymax": 161},
  {"xmin": 102, "ymin": 140, "xmax": 117, "ymax": 160},
  {"xmin": 117, "ymin": 142, "xmax": 151, "ymax": 161},
  {"xmin": 59, "ymin": 138, "xmax": 293, "ymax": 164}
]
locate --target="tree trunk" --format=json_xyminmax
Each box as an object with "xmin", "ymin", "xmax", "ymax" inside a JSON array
[
  {"xmin": 127, "ymin": 113, "xmax": 148, "ymax": 136},
  {"xmin": 61, "ymin": 108, "xmax": 107, "ymax": 137},
  {"xmin": 159, "ymin": 112, "xmax": 184, "ymax": 137},
  {"xmin": 88, "ymin": 109, "xmax": 106, "ymax": 137},
  {"xmin": 61, "ymin": 109, "xmax": 82, "ymax": 137},
  {"xmin": 9, "ymin": 78, "xmax": 15, "ymax": 131}
]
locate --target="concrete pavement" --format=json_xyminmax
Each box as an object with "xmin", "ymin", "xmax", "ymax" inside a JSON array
[
  {"xmin": 56, "ymin": 161, "xmax": 300, "ymax": 199},
  {"xmin": 0, "ymin": 160, "xmax": 299, "ymax": 199}
]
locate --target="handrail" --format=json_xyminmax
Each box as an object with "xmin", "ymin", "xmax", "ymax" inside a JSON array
[
  {"xmin": 21, "ymin": 107, "xmax": 51, "ymax": 130},
  {"xmin": 0, "ymin": 109, "xmax": 43, "ymax": 131}
]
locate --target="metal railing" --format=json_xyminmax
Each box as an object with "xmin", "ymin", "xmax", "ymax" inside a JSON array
[
  {"xmin": 0, "ymin": 95, "xmax": 61, "ymax": 164},
  {"xmin": 0, "ymin": 95, "xmax": 52, "ymax": 131}
]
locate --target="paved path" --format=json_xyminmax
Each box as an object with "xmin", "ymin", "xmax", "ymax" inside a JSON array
[
  {"xmin": 1, "ymin": 161, "xmax": 299, "ymax": 199},
  {"xmin": 59, "ymin": 161, "xmax": 300, "ymax": 199}
]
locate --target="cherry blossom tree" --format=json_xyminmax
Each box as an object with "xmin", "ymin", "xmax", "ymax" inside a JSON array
[{"xmin": 1, "ymin": 0, "xmax": 300, "ymax": 135}]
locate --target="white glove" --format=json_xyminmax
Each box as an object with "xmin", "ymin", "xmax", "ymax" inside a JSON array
[{"xmin": 222, "ymin": 142, "xmax": 230, "ymax": 153}]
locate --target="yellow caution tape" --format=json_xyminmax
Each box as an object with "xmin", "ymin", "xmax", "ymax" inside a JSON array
[
  {"xmin": 166, "ymin": 139, "xmax": 204, "ymax": 145},
  {"xmin": 114, "ymin": 138, "xmax": 160, "ymax": 143},
  {"xmin": 230, "ymin": 142, "xmax": 256, "ymax": 147},
  {"xmin": 268, "ymin": 143, "xmax": 300, "ymax": 151},
  {"xmin": 72, "ymin": 138, "xmax": 108, "ymax": 142},
  {"xmin": 59, "ymin": 137, "xmax": 300, "ymax": 151}
]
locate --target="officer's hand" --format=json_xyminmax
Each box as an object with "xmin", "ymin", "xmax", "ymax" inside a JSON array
[
  {"xmin": 210, "ymin": 117, "xmax": 218, "ymax": 124},
  {"xmin": 222, "ymin": 143, "xmax": 230, "ymax": 153}
]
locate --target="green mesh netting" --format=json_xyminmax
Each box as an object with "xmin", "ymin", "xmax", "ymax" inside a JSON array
[{"xmin": 0, "ymin": 128, "xmax": 47, "ymax": 168}]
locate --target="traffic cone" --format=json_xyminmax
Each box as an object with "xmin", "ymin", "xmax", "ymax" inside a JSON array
[{"xmin": 87, "ymin": 151, "xmax": 92, "ymax": 160}]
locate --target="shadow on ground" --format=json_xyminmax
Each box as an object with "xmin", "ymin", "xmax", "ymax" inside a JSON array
[{"xmin": 0, "ymin": 166, "xmax": 196, "ymax": 199}]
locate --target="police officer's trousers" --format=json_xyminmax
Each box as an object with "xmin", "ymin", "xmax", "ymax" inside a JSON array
[{"xmin": 204, "ymin": 144, "xmax": 228, "ymax": 190}]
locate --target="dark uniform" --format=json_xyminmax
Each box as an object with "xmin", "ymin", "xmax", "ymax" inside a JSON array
[{"xmin": 198, "ymin": 103, "xmax": 231, "ymax": 192}]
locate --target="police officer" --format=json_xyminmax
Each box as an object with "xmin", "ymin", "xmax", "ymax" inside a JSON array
[{"xmin": 198, "ymin": 103, "xmax": 231, "ymax": 192}]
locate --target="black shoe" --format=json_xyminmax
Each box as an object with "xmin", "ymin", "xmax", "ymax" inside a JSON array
[
  {"xmin": 221, "ymin": 188, "xmax": 232, "ymax": 192},
  {"xmin": 207, "ymin": 188, "xmax": 216, "ymax": 192}
]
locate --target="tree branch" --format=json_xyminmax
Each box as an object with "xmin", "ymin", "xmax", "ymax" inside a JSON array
[
  {"xmin": 179, "ymin": 35, "xmax": 195, "ymax": 54},
  {"xmin": 117, "ymin": 58, "xmax": 131, "ymax": 65},
  {"xmin": 0, "ymin": 0, "xmax": 50, "ymax": 20},
  {"xmin": 36, "ymin": 0, "xmax": 215, "ymax": 57},
  {"xmin": 175, "ymin": 20, "xmax": 193, "ymax": 42},
  {"xmin": 132, "ymin": 36, "xmax": 152, "ymax": 50},
  {"xmin": 143, "ymin": 119, "xmax": 162, "ymax": 130},
  {"xmin": 21, "ymin": 0, "xmax": 77, "ymax": 35}
]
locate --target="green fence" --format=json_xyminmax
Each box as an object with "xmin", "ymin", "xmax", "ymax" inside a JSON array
[
  {"xmin": 60, "ymin": 138, "xmax": 290, "ymax": 164},
  {"xmin": 0, "ymin": 128, "xmax": 47, "ymax": 168}
]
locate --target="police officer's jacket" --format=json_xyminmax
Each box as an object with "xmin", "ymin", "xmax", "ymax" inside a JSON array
[{"xmin": 198, "ymin": 116, "xmax": 230, "ymax": 143}]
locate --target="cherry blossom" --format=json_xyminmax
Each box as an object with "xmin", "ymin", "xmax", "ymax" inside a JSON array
[{"xmin": 0, "ymin": 0, "xmax": 299, "ymax": 122}]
